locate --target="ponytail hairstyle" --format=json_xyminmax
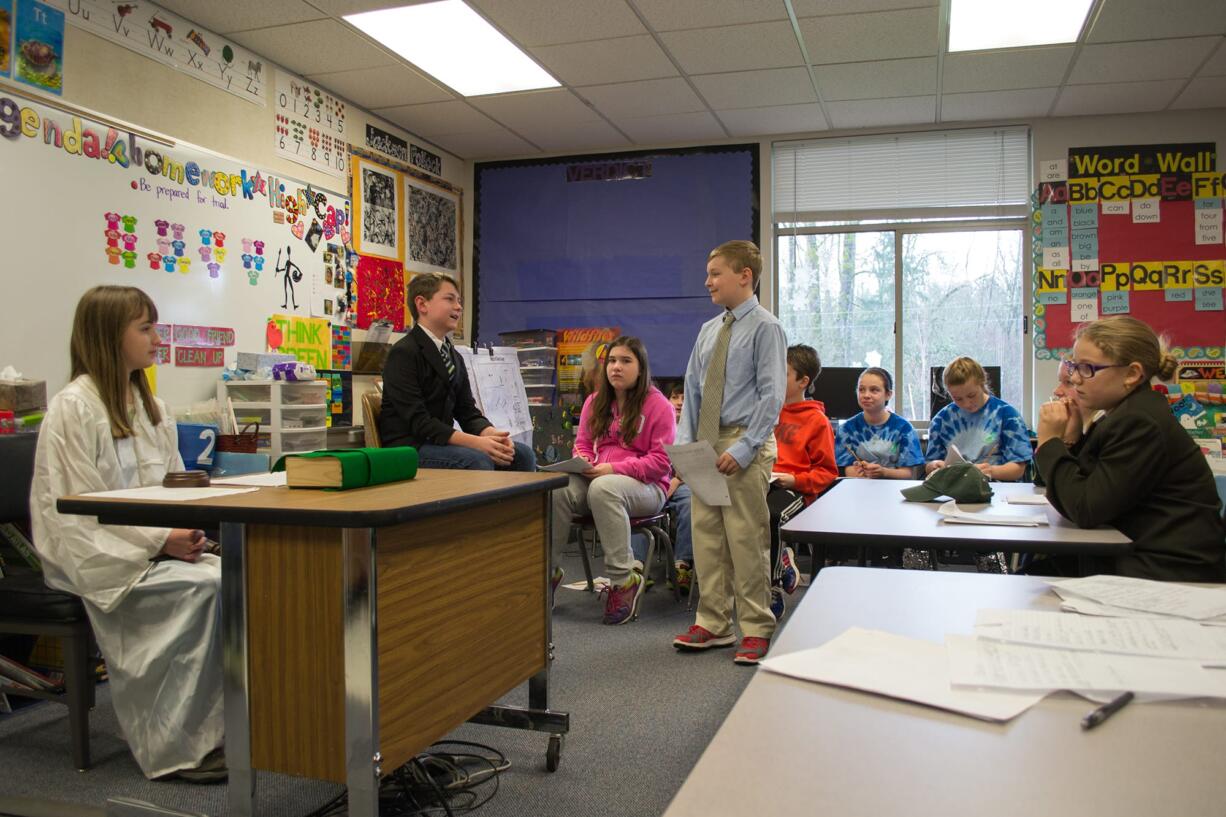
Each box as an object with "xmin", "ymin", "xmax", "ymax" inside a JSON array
[
  {"xmin": 786, "ymin": 344, "xmax": 821, "ymax": 398},
  {"xmin": 859, "ymin": 366, "xmax": 894, "ymax": 395},
  {"xmin": 1076, "ymin": 316, "xmax": 1177, "ymax": 385},
  {"xmin": 942, "ymin": 356, "xmax": 992, "ymax": 396},
  {"xmin": 586, "ymin": 336, "xmax": 652, "ymax": 445},
  {"xmin": 70, "ymin": 286, "xmax": 162, "ymax": 438}
]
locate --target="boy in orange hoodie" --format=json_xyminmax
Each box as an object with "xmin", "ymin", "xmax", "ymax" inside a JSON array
[{"xmin": 768, "ymin": 344, "xmax": 838, "ymax": 618}]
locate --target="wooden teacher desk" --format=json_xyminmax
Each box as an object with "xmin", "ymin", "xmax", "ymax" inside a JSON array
[
  {"xmin": 664, "ymin": 568, "xmax": 1226, "ymax": 817},
  {"xmin": 783, "ymin": 479, "xmax": 1133, "ymax": 566},
  {"xmin": 60, "ymin": 469, "xmax": 568, "ymax": 817}
]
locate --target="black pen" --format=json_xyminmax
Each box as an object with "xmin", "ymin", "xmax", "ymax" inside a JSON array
[{"xmin": 1080, "ymin": 691, "xmax": 1134, "ymax": 730}]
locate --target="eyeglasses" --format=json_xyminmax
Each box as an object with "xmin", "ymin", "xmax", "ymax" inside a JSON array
[{"xmin": 1060, "ymin": 359, "xmax": 1128, "ymax": 379}]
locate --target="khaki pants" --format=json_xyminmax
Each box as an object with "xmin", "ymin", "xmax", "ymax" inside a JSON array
[{"xmin": 690, "ymin": 427, "xmax": 777, "ymax": 639}]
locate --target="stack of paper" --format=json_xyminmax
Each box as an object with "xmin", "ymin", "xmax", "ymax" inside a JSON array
[
  {"xmin": 1049, "ymin": 575, "xmax": 1226, "ymax": 625},
  {"xmin": 937, "ymin": 499, "xmax": 1049, "ymax": 527}
]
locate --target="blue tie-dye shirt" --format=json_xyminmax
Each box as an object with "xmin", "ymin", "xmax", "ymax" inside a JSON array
[
  {"xmin": 925, "ymin": 395, "xmax": 1033, "ymax": 466},
  {"xmin": 835, "ymin": 412, "xmax": 924, "ymax": 469}
]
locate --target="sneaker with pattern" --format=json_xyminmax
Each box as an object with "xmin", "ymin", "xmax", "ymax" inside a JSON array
[
  {"xmin": 672, "ymin": 562, "xmax": 693, "ymax": 595},
  {"xmin": 769, "ymin": 586, "xmax": 785, "ymax": 620},
  {"xmin": 600, "ymin": 572, "xmax": 643, "ymax": 625},
  {"xmin": 779, "ymin": 546, "xmax": 800, "ymax": 594},
  {"xmin": 673, "ymin": 624, "xmax": 736, "ymax": 650},
  {"xmin": 734, "ymin": 636, "xmax": 770, "ymax": 665}
]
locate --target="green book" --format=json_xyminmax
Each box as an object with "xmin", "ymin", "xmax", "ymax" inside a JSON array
[{"xmin": 274, "ymin": 447, "xmax": 418, "ymax": 490}]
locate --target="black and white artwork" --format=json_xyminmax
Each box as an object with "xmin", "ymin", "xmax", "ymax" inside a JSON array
[
  {"xmin": 405, "ymin": 176, "xmax": 459, "ymax": 273},
  {"xmin": 354, "ymin": 158, "xmax": 402, "ymax": 261}
]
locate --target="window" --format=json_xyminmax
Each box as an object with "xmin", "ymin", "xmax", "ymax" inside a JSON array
[{"xmin": 774, "ymin": 127, "xmax": 1031, "ymax": 425}]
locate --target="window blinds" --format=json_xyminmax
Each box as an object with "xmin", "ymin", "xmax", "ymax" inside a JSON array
[{"xmin": 773, "ymin": 126, "xmax": 1030, "ymax": 221}]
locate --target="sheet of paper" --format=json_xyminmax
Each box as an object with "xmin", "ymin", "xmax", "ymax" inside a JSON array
[
  {"xmin": 937, "ymin": 500, "xmax": 1048, "ymax": 527},
  {"xmin": 665, "ymin": 442, "xmax": 731, "ymax": 506},
  {"xmin": 974, "ymin": 609, "xmax": 1226, "ymax": 662},
  {"xmin": 83, "ymin": 486, "xmax": 261, "ymax": 501},
  {"xmin": 945, "ymin": 443, "xmax": 966, "ymax": 465},
  {"xmin": 541, "ymin": 457, "xmax": 592, "ymax": 474},
  {"xmin": 1049, "ymin": 576, "xmax": 1226, "ymax": 621},
  {"xmin": 1054, "ymin": 593, "xmax": 1226, "ymax": 627},
  {"xmin": 770, "ymin": 472, "xmax": 788, "ymax": 483},
  {"xmin": 210, "ymin": 472, "xmax": 287, "ymax": 487},
  {"xmin": 1005, "ymin": 493, "xmax": 1049, "ymax": 505},
  {"xmin": 946, "ymin": 635, "xmax": 1226, "ymax": 698},
  {"xmin": 761, "ymin": 628, "xmax": 1047, "ymax": 723}
]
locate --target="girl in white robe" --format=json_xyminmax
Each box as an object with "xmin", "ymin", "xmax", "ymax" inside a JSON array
[{"xmin": 29, "ymin": 286, "xmax": 224, "ymax": 781}]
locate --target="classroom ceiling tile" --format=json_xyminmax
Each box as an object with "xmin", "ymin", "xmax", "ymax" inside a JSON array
[
  {"xmin": 942, "ymin": 47, "xmax": 1075, "ymax": 93},
  {"xmin": 1086, "ymin": 0, "xmax": 1226, "ymax": 43},
  {"xmin": 231, "ymin": 19, "xmax": 394, "ymax": 75},
  {"xmin": 1068, "ymin": 38, "xmax": 1220, "ymax": 85},
  {"xmin": 633, "ymin": 0, "xmax": 788, "ymax": 32},
  {"xmin": 690, "ymin": 67, "xmax": 817, "ymax": 110},
  {"xmin": 466, "ymin": 0, "xmax": 646, "ymax": 47},
  {"xmin": 155, "ymin": 0, "xmax": 326, "ymax": 34},
  {"xmin": 1052, "ymin": 80, "xmax": 1185, "ymax": 116},
  {"xmin": 941, "ymin": 88, "xmax": 1059, "ymax": 121},
  {"xmin": 530, "ymin": 36, "xmax": 677, "ymax": 86},
  {"xmin": 797, "ymin": 8, "xmax": 939, "ymax": 65},
  {"xmin": 716, "ymin": 103, "xmax": 830, "ymax": 136},
  {"xmin": 658, "ymin": 21, "xmax": 805, "ymax": 74},
  {"xmin": 825, "ymin": 95, "xmax": 936, "ymax": 129},
  {"xmin": 791, "ymin": 0, "xmax": 937, "ymax": 15},
  {"xmin": 307, "ymin": 0, "xmax": 438, "ymax": 15},
  {"xmin": 306, "ymin": 64, "xmax": 454, "ymax": 109},
  {"xmin": 1168, "ymin": 75, "xmax": 1226, "ymax": 110},
  {"xmin": 816, "ymin": 58, "xmax": 936, "ymax": 101},
  {"xmin": 524, "ymin": 120, "xmax": 632, "ymax": 152},
  {"xmin": 577, "ymin": 78, "xmax": 707, "ymax": 119},
  {"xmin": 1199, "ymin": 43, "xmax": 1226, "ymax": 76},
  {"xmin": 469, "ymin": 88, "xmax": 603, "ymax": 131},
  {"xmin": 615, "ymin": 112, "xmax": 728, "ymax": 145},
  {"xmin": 374, "ymin": 100, "xmax": 496, "ymax": 138},
  {"xmin": 432, "ymin": 127, "xmax": 538, "ymax": 160}
]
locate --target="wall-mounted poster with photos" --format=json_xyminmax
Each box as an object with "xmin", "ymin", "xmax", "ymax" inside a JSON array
[
  {"xmin": 351, "ymin": 155, "xmax": 403, "ymax": 262},
  {"xmin": 405, "ymin": 174, "xmax": 460, "ymax": 275}
]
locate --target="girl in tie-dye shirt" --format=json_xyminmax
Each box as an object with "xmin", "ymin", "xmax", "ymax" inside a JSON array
[
  {"xmin": 925, "ymin": 356, "xmax": 1031, "ymax": 482},
  {"xmin": 835, "ymin": 367, "xmax": 923, "ymax": 479}
]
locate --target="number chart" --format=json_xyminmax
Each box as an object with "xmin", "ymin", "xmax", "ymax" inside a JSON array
[{"xmin": 274, "ymin": 69, "xmax": 349, "ymax": 177}]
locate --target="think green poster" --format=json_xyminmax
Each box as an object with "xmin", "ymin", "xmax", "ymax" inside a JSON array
[
  {"xmin": 15, "ymin": 0, "xmax": 63, "ymax": 95},
  {"xmin": 0, "ymin": 0, "xmax": 12, "ymax": 78}
]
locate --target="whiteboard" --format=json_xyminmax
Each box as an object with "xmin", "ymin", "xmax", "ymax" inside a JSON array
[{"xmin": 0, "ymin": 88, "xmax": 353, "ymax": 408}]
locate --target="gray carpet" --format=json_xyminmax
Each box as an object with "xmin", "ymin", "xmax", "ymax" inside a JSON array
[{"xmin": 0, "ymin": 551, "xmax": 807, "ymax": 817}]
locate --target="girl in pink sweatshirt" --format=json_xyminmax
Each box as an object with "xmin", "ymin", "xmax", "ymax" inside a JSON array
[{"xmin": 551, "ymin": 336, "xmax": 676, "ymax": 624}]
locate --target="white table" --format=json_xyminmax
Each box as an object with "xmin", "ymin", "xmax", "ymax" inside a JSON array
[{"xmin": 663, "ymin": 567, "xmax": 1226, "ymax": 817}]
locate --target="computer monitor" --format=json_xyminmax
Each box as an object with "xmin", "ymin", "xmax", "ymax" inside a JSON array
[
  {"xmin": 930, "ymin": 365, "xmax": 1002, "ymax": 417},
  {"xmin": 809, "ymin": 366, "xmax": 865, "ymax": 422}
]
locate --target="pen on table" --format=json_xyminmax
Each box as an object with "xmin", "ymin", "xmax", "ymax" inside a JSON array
[{"xmin": 1081, "ymin": 691, "xmax": 1134, "ymax": 730}]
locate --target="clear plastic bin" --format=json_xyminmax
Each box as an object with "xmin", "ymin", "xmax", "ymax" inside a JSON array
[
  {"xmin": 521, "ymin": 368, "xmax": 555, "ymax": 386},
  {"xmin": 225, "ymin": 383, "xmax": 273, "ymax": 404},
  {"xmin": 280, "ymin": 382, "xmax": 328, "ymax": 405},
  {"xmin": 280, "ymin": 428, "xmax": 327, "ymax": 454},
  {"xmin": 280, "ymin": 407, "xmax": 327, "ymax": 428},
  {"xmin": 516, "ymin": 348, "xmax": 556, "ymax": 368},
  {"xmin": 499, "ymin": 329, "xmax": 556, "ymax": 348}
]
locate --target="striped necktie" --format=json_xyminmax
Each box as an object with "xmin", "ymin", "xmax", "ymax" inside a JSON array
[
  {"xmin": 697, "ymin": 311, "xmax": 734, "ymax": 445},
  {"xmin": 441, "ymin": 336, "xmax": 457, "ymax": 381}
]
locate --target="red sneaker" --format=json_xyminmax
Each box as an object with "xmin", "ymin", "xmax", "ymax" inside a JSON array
[
  {"xmin": 673, "ymin": 625, "xmax": 736, "ymax": 651},
  {"xmin": 733, "ymin": 636, "xmax": 770, "ymax": 665}
]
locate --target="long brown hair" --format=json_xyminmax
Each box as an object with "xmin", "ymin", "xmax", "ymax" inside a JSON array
[
  {"xmin": 70, "ymin": 286, "xmax": 162, "ymax": 438},
  {"xmin": 586, "ymin": 336, "xmax": 652, "ymax": 446}
]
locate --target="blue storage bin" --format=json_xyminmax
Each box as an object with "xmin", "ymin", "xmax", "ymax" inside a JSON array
[{"xmin": 177, "ymin": 423, "xmax": 219, "ymax": 471}]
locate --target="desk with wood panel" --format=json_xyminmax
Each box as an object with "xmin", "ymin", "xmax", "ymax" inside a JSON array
[{"xmin": 60, "ymin": 469, "xmax": 568, "ymax": 817}]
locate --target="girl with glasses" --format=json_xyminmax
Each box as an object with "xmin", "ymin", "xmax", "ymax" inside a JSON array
[{"xmin": 1036, "ymin": 317, "xmax": 1225, "ymax": 581}]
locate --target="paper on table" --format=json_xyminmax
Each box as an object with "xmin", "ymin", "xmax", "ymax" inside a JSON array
[
  {"xmin": 1049, "ymin": 575, "xmax": 1226, "ymax": 621},
  {"xmin": 83, "ymin": 486, "xmax": 261, "ymax": 501},
  {"xmin": 1005, "ymin": 493, "xmax": 1050, "ymax": 505},
  {"xmin": 761, "ymin": 627, "xmax": 1047, "ymax": 722},
  {"xmin": 945, "ymin": 444, "xmax": 966, "ymax": 465},
  {"xmin": 974, "ymin": 609, "xmax": 1226, "ymax": 663},
  {"xmin": 665, "ymin": 442, "xmax": 731, "ymax": 506},
  {"xmin": 541, "ymin": 457, "xmax": 592, "ymax": 474},
  {"xmin": 1054, "ymin": 593, "xmax": 1226, "ymax": 627},
  {"xmin": 937, "ymin": 500, "xmax": 1048, "ymax": 527},
  {"xmin": 210, "ymin": 472, "xmax": 288, "ymax": 487},
  {"xmin": 946, "ymin": 635, "xmax": 1226, "ymax": 698}
]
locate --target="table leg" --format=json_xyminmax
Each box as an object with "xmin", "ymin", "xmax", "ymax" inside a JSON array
[
  {"xmin": 220, "ymin": 521, "xmax": 254, "ymax": 817},
  {"xmin": 343, "ymin": 527, "xmax": 380, "ymax": 817}
]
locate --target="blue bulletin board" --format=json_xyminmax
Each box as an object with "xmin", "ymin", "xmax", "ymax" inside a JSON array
[{"xmin": 474, "ymin": 145, "xmax": 760, "ymax": 376}]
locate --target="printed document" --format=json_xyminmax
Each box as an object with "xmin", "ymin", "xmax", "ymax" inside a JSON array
[{"xmin": 665, "ymin": 442, "xmax": 731, "ymax": 506}]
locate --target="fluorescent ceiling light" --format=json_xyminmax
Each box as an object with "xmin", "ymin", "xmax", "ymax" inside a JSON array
[
  {"xmin": 949, "ymin": 0, "xmax": 1093, "ymax": 52},
  {"xmin": 345, "ymin": 1, "xmax": 560, "ymax": 97}
]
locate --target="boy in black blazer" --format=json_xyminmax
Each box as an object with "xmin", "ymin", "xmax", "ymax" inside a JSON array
[{"xmin": 379, "ymin": 273, "xmax": 534, "ymax": 471}]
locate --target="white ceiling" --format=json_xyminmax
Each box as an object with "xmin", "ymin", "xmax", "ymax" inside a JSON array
[{"xmin": 154, "ymin": 0, "xmax": 1226, "ymax": 160}]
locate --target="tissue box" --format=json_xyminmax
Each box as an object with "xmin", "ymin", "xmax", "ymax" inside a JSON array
[
  {"xmin": 0, "ymin": 379, "xmax": 46, "ymax": 413},
  {"xmin": 236, "ymin": 352, "xmax": 296, "ymax": 371}
]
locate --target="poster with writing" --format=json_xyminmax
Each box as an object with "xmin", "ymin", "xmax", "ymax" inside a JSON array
[
  {"xmin": 274, "ymin": 70, "xmax": 348, "ymax": 177},
  {"xmin": 15, "ymin": 0, "xmax": 63, "ymax": 95},
  {"xmin": 266, "ymin": 314, "xmax": 330, "ymax": 370},
  {"xmin": 47, "ymin": 0, "xmax": 264, "ymax": 105}
]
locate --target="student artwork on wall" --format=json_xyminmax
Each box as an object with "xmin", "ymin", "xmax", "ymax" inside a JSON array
[
  {"xmin": 405, "ymin": 174, "xmax": 460, "ymax": 275},
  {"xmin": 1032, "ymin": 142, "xmax": 1225, "ymax": 366},
  {"xmin": 274, "ymin": 69, "xmax": 348, "ymax": 176},
  {"xmin": 351, "ymin": 155, "xmax": 403, "ymax": 261},
  {"xmin": 14, "ymin": 0, "xmax": 63, "ymax": 95},
  {"xmin": 48, "ymin": 0, "xmax": 264, "ymax": 106},
  {"xmin": 355, "ymin": 256, "xmax": 405, "ymax": 332},
  {"xmin": 0, "ymin": 0, "xmax": 13, "ymax": 79}
]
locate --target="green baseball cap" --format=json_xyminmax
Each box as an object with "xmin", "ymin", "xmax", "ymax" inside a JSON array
[{"xmin": 901, "ymin": 463, "xmax": 994, "ymax": 503}]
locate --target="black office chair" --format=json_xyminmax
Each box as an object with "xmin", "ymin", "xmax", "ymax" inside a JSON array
[{"xmin": 0, "ymin": 433, "xmax": 98, "ymax": 771}]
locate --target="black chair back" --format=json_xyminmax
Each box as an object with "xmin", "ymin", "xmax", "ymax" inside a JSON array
[{"xmin": 0, "ymin": 433, "xmax": 38, "ymax": 525}]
